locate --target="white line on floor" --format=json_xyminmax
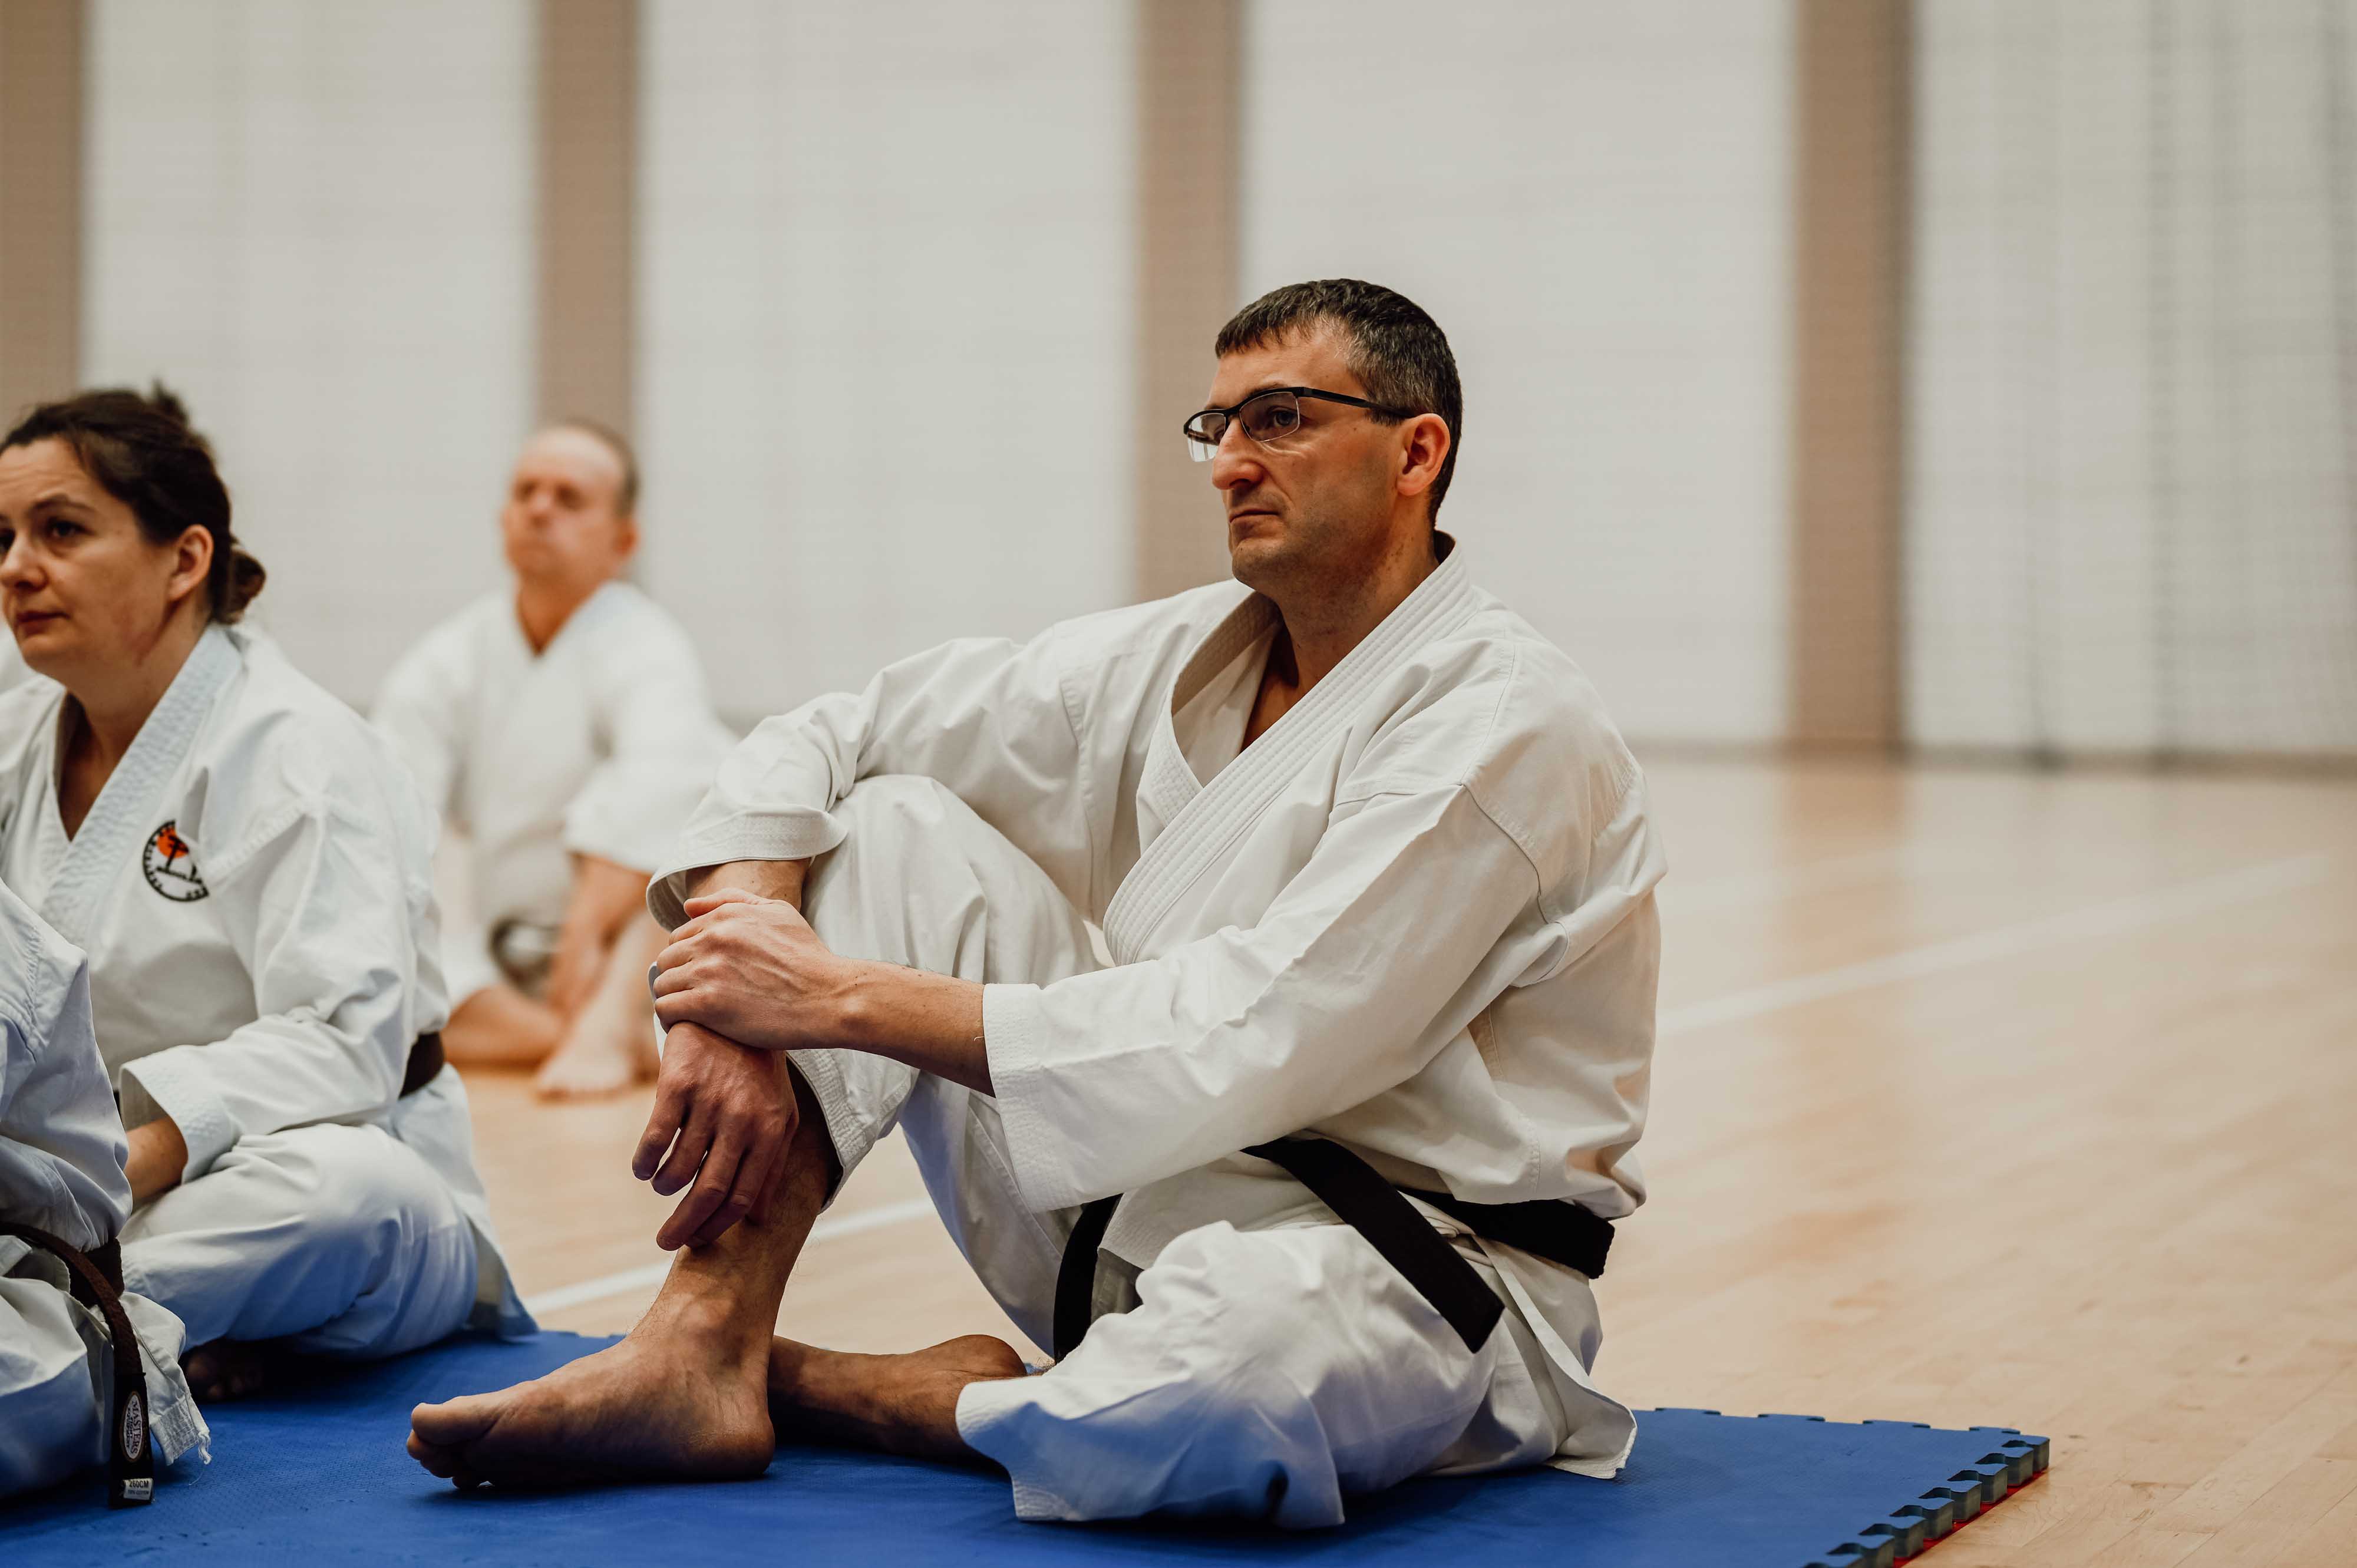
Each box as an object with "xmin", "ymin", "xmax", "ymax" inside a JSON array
[
  {"xmin": 1657, "ymin": 852, "xmax": 2332, "ymax": 1038},
  {"xmin": 527, "ymin": 852, "xmax": 2330, "ymax": 1314},
  {"xmin": 1662, "ymin": 849, "xmax": 1907, "ymax": 915},
  {"xmin": 523, "ymin": 1195, "xmax": 939, "ymax": 1316}
]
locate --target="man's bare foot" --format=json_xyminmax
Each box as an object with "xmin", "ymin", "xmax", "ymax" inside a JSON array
[
  {"xmin": 408, "ymin": 1321, "xmax": 774, "ymax": 1489},
  {"xmin": 183, "ymin": 1339, "xmax": 275, "ymax": 1402},
  {"xmin": 766, "ymin": 1334, "xmax": 1025, "ymax": 1463},
  {"xmin": 532, "ymin": 1019, "xmax": 654, "ymax": 1100}
]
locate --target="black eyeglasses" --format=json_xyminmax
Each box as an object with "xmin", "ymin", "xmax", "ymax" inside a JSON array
[{"xmin": 1181, "ymin": 387, "xmax": 1417, "ymax": 463}]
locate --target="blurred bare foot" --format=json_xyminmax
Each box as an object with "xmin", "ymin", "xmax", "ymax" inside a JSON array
[
  {"xmin": 183, "ymin": 1339, "xmax": 275, "ymax": 1402},
  {"xmin": 532, "ymin": 1017, "xmax": 653, "ymax": 1100}
]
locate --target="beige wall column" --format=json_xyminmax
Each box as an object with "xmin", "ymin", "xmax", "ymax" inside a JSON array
[
  {"xmin": 1134, "ymin": 0, "xmax": 1242, "ymax": 602},
  {"xmin": 537, "ymin": 0, "xmax": 637, "ymax": 436},
  {"xmin": 0, "ymin": 0, "xmax": 83, "ymax": 424},
  {"xmin": 1789, "ymin": 0, "xmax": 1910, "ymax": 750}
]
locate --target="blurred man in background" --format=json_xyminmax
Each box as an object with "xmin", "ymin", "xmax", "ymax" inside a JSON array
[{"xmin": 375, "ymin": 422, "xmax": 733, "ymax": 1099}]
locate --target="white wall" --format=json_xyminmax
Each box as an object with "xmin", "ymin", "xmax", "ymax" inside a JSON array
[
  {"xmin": 81, "ymin": 0, "xmax": 533, "ymax": 708},
  {"xmin": 1908, "ymin": 0, "xmax": 2357, "ymax": 757},
  {"xmin": 637, "ymin": 1, "xmax": 1136, "ymax": 721},
  {"xmin": 1241, "ymin": 1, "xmax": 1795, "ymax": 744}
]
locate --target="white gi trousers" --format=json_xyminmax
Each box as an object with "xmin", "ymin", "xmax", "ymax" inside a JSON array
[
  {"xmin": 120, "ymin": 1122, "xmax": 479, "ymax": 1358},
  {"xmin": 787, "ymin": 778, "xmax": 1577, "ymax": 1528},
  {"xmin": 1, "ymin": 1244, "xmax": 206, "ymax": 1496}
]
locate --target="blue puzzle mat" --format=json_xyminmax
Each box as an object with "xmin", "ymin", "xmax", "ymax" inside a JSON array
[{"xmin": 4, "ymin": 1333, "xmax": 2046, "ymax": 1566}]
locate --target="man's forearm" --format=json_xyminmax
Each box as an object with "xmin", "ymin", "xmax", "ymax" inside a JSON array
[
  {"xmin": 661, "ymin": 857, "xmax": 991, "ymax": 1093},
  {"xmin": 836, "ymin": 963, "xmax": 991, "ymax": 1095},
  {"xmin": 125, "ymin": 1117, "xmax": 188, "ymax": 1204}
]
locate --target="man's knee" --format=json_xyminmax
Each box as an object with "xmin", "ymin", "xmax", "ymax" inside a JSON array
[
  {"xmin": 811, "ymin": 777, "xmax": 1088, "ymax": 986},
  {"xmin": 825, "ymin": 778, "xmax": 1003, "ymax": 896},
  {"xmin": 806, "ymin": 778, "xmax": 988, "ymax": 966},
  {"xmin": 832, "ymin": 774, "xmax": 974, "ymax": 836}
]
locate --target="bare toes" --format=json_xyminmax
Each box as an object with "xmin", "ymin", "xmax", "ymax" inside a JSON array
[
  {"xmin": 410, "ymin": 1393, "xmax": 503, "ymax": 1447},
  {"xmin": 408, "ymin": 1433, "xmax": 461, "ymax": 1478}
]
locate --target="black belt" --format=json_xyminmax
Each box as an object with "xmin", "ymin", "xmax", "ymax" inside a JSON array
[
  {"xmin": 401, "ymin": 1032, "xmax": 445, "ymax": 1097},
  {"xmin": 1051, "ymin": 1137, "xmax": 1615, "ymax": 1360},
  {"xmin": 0, "ymin": 1223, "xmax": 154, "ymax": 1507}
]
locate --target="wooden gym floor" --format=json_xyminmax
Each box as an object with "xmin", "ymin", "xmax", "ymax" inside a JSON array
[{"xmin": 461, "ymin": 757, "xmax": 2357, "ymax": 1566}]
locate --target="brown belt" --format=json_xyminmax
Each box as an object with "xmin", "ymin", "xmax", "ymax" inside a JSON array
[{"xmin": 0, "ymin": 1223, "xmax": 153, "ymax": 1506}]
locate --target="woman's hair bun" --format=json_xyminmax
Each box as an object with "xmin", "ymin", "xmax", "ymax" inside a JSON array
[{"xmin": 221, "ymin": 546, "xmax": 268, "ymax": 620}]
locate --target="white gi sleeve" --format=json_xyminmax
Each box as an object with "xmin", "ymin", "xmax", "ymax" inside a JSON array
[
  {"xmin": 374, "ymin": 623, "xmax": 493, "ymax": 1004},
  {"xmin": 115, "ymin": 795, "xmax": 429, "ymax": 1185},
  {"xmin": 0, "ymin": 905, "xmax": 128, "ymax": 1252},
  {"xmin": 372, "ymin": 629, "xmax": 470, "ymax": 828},
  {"xmin": 651, "ymin": 625, "xmax": 1114, "ymax": 929},
  {"xmin": 562, "ymin": 616, "xmax": 734, "ymax": 875},
  {"xmin": 983, "ymin": 740, "xmax": 1661, "ymax": 1212}
]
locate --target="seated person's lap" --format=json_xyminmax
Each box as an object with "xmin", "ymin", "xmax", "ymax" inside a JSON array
[{"xmin": 121, "ymin": 1124, "xmax": 479, "ymax": 1358}]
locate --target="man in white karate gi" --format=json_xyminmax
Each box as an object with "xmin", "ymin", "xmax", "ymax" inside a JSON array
[
  {"xmin": 376, "ymin": 422, "xmax": 733, "ymax": 1098},
  {"xmin": 409, "ymin": 279, "xmax": 1665, "ymax": 1526},
  {"xmin": 1, "ymin": 880, "xmax": 207, "ymax": 1500}
]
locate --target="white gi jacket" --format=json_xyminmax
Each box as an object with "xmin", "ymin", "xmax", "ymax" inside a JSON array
[
  {"xmin": 0, "ymin": 879, "xmax": 206, "ymax": 1489},
  {"xmin": 0, "ymin": 624, "xmax": 529, "ymax": 1335},
  {"xmin": 374, "ymin": 582, "xmax": 735, "ymax": 1003},
  {"xmin": 654, "ymin": 538, "xmax": 1663, "ymax": 1472}
]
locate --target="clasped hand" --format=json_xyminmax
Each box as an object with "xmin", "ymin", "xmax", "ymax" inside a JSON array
[
  {"xmin": 650, "ymin": 888, "xmax": 855, "ymax": 1050},
  {"xmin": 632, "ymin": 889, "xmax": 852, "ymax": 1249}
]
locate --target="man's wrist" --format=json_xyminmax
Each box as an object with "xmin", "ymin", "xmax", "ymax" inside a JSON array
[
  {"xmin": 828, "ymin": 959, "xmax": 880, "ymax": 1052},
  {"xmin": 685, "ymin": 857, "xmax": 810, "ymax": 912}
]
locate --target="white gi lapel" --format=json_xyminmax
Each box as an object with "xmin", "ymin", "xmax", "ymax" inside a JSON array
[
  {"xmin": 41, "ymin": 626, "xmax": 239, "ymax": 945},
  {"xmin": 1134, "ymin": 594, "xmax": 1280, "ymax": 839},
  {"xmin": 1102, "ymin": 544, "xmax": 1480, "ymax": 964}
]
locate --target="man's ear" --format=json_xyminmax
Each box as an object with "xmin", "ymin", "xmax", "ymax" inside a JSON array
[
  {"xmin": 614, "ymin": 514, "xmax": 641, "ymax": 565},
  {"xmin": 1396, "ymin": 413, "xmax": 1451, "ymax": 500}
]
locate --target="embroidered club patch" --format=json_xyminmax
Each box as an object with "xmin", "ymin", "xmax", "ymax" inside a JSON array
[{"xmin": 142, "ymin": 821, "xmax": 209, "ymax": 902}]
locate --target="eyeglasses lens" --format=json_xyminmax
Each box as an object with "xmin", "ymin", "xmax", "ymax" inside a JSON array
[
  {"xmin": 1184, "ymin": 411, "xmax": 1227, "ymax": 463},
  {"xmin": 1183, "ymin": 391, "xmax": 1305, "ymax": 463},
  {"xmin": 1240, "ymin": 391, "xmax": 1302, "ymax": 441}
]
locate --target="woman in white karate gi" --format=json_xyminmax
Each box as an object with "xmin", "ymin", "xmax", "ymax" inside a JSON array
[
  {"xmin": 1, "ymin": 877, "xmax": 206, "ymax": 1498},
  {"xmin": 0, "ymin": 388, "xmax": 530, "ymax": 1403}
]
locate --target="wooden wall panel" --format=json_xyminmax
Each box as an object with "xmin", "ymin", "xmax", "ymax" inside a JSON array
[
  {"xmin": 1790, "ymin": 0, "xmax": 1909, "ymax": 750},
  {"xmin": 1134, "ymin": 0, "xmax": 1240, "ymax": 602},
  {"xmin": 537, "ymin": 0, "xmax": 636, "ymax": 438},
  {"xmin": 0, "ymin": 0, "xmax": 83, "ymax": 426}
]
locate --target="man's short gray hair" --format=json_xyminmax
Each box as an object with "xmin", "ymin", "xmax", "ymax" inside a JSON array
[{"xmin": 1214, "ymin": 279, "xmax": 1463, "ymax": 518}]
